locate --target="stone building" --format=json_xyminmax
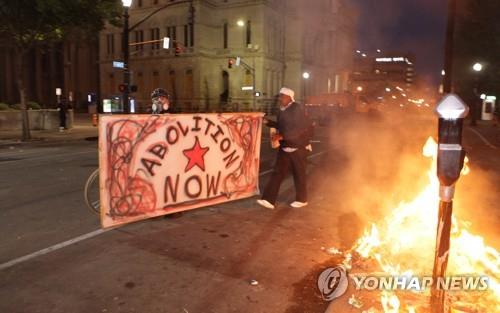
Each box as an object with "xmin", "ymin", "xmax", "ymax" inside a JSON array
[
  {"xmin": 99, "ymin": 0, "xmax": 356, "ymax": 112},
  {"xmin": 0, "ymin": 39, "xmax": 100, "ymax": 110}
]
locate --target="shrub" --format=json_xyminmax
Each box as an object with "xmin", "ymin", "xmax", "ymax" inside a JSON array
[
  {"xmin": 9, "ymin": 102, "xmax": 42, "ymax": 110},
  {"xmin": 27, "ymin": 101, "xmax": 41, "ymax": 110},
  {"xmin": 0, "ymin": 103, "xmax": 10, "ymax": 110}
]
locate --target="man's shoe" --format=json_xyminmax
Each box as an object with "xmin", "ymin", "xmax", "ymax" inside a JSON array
[
  {"xmin": 257, "ymin": 199, "xmax": 275, "ymax": 210},
  {"xmin": 290, "ymin": 201, "xmax": 308, "ymax": 208}
]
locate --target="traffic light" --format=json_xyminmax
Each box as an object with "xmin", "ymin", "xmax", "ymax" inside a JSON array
[
  {"xmin": 174, "ymin": 42, "xmax": 181, "ymax": 56},
  {"xmin": 118, "ymin": 84, "xmax": 137, "ymax": 93},
  {"xmin": 228, "ymin": 59, "xmax": 234, "ymax": 68}
]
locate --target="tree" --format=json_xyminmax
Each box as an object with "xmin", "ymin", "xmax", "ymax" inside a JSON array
[{"xmin": 0, "ymin": 0, "xmax": 121, "ymax": 140}]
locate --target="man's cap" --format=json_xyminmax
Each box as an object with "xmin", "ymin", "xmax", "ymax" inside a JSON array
[
  {"xmin": 151, "ymin": 88, "xmax": 170, "ymax": 99},
  {"xmin": 279, "ymin": 87, "xmax": 295, "ymax": 102}
]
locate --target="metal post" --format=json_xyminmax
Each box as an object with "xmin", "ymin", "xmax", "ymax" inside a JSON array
[
  {"xmin": 431, "ymin": 200, "xmax": 453, "ymax": 313},
  {"xmin": 252, "ymin": 69, "xmax": 256, "ymax": 111},
  {"xmin": 431, "ymin": 94, "xmax": 468, "ymax": 313},
  {"xmin": 122, "ymin": 7, "xmax": 130, "ymax": 114}
]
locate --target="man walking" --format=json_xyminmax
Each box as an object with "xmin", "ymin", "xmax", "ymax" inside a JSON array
[
  {"xmin": 257, "ymin": 87, "xmax": 313, "ymax": 209},
  {"xmin": 57, "ymin": 97, "xmax": 67, "ymax": 132}
]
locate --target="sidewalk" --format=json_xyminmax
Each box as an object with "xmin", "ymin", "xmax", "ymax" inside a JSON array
[
  {"xmin": 466, "ymin": 119, "xmax": 500, "ymax": 149},
  {"xmin": 0, "ymin": 113, "xmax": 98, "ymax": 147}
]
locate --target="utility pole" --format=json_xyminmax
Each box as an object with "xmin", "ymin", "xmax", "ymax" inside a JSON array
[
  {"xmin": 442, "ymin": 0, "xmax": 456, "ymax": 93},
  {"xmin": 122, "ymin": 4, "xmax": 130, "ymax": 114},
  {"xmin": 120, "ymin": 0, "xmax": 193, "ymax": 113}
]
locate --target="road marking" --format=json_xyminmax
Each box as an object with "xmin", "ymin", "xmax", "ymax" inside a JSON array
[
  {"xmin": 0, "ymin": 228, "xmax": 113, "ymax": 271},
  {"xmin": 0, "ymin": 150, "xmax": 97, "ymax": 167},
  {"xmin": 0, "ymin": 149, "xmax": 328, "ymax": 271},
  {"xmin": 467, "ymin": 128, "xmax": 498, "ymax": 149}
]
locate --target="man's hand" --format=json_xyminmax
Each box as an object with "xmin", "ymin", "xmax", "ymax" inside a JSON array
[{"xmin": 271, "ymin": 133, "xmax": 283, "ymax": 142}]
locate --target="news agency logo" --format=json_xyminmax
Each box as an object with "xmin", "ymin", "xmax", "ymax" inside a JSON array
[
  {"xmin": 317, "ymin": 268, "xmax": 491, "ymax": 302},
  {"xmin": 317, "ymin": 266, "xmax": 349, "ymax": 301}
]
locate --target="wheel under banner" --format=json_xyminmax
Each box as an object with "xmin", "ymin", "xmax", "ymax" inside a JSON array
[{"xmin": 98, "ymin": 112, "xmax": 264, "ymax": 228}]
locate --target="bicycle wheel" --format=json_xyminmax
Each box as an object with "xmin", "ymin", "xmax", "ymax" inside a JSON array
[{"xmin": 84, "ymin": 168, "xmax": 100, "ymax": 214}]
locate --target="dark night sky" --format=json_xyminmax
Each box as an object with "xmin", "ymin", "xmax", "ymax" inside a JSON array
[{"xmin": 351, "ymin": 0, "xmax": 448, "ymax": 86}]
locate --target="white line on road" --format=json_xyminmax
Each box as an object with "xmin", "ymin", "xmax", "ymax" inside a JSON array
[
  {"xmin": 467, "ymin": 128, "xmax": 498, "ymax": 150},
  {"xmin": 0, "ymin": 149, "xmax": 328, "ymax": 271},
  {"xmin": 0, "ymin": 228, "xmax": 113, "ymax": 271},
  {"xmin": 0, "ymin": 149, "xmax": 97, "ymax": 166}
]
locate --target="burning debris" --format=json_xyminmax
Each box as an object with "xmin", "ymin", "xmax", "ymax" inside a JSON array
[{"xmin": 325, "ymin": 137, "xmax": 500, "ymax": 312}]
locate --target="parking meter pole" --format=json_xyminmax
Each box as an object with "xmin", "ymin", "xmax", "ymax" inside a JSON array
[{"xmin": 430, "ymin": 94, "xmax": 468, "ymax": 313}]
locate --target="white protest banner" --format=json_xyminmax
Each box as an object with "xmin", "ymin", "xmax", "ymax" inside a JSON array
[{"xmin": 98, "ymin": 113, "xmax": 264, "ymax": 228}]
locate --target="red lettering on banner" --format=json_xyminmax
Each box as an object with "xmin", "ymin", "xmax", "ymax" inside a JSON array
[
  {"xmin": 206, "ymin": 171, "xmax": 221, "ymax": 197},
  {"xmin": 223, "ymin": 149, "xmax": 240, "ymax": 169},
  {"xmin": 164, "ymin": 174, "xmax": 180, "ymax": 203},
  {"xmin": 192, "ymin": 115, "xmax": 202, "ymax": 131},
  {"xmin": 148, "ymin": 143, "xmax": 167, "ymax": 160},
  {"xmin": 177, "ymin": 121, "xmax": 189, "ymax": 136},
  {"xmin": 99, "ymin": 112, "xmax": 263, "ymax": 228},
  {"xmin": 210, "ymin": 125, "xmax": 224, "ymax": 143},
  {"xmin": 166, "ymin": 126, "xmax": 179, "ymax": 144},
  {"xmin": 204, "ymin": 118, "xmax": 215, "ymax": 135},
  {"xmin": 220, "ymin": 138, "xmax": 231, "ymax": 152},
  {"xmin": 141, "ymin": 158, "xmax": 162, "ymax": 176},
  {"xmin": 185, "ymin": 175, "xmax": 202, "ymax": 198}
]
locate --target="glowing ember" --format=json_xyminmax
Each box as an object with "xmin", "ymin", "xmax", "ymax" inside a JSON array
[{"xmin": 348, "ymin": 137, "xmax": 499, "ymax": 312}]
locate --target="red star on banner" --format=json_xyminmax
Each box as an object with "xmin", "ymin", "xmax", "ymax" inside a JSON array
[{"xmin": 183, "ymin": 136, "xmax": 210, "ymax": 172}]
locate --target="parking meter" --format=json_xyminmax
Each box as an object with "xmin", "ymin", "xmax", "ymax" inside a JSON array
[{"xmin": 435, "ymin": 94, "xmax": 469, "ymax": 201}]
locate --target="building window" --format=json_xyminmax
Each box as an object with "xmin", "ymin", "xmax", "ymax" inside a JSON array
[
  {"xmin": 223, "ymin": 22, "xmax": 228, "ymax": 49},
  {"xmin": 189, "ymin": 23, "xmax": 194, "ymax": 47},
  {"xmin": 152, "ymin": 71, "xmax": 159, "ymax": 91},
  {"xmin": 185, "ymin": 69, "xmax": 193, "ymax": 100},
  {"xmin": 184, "ymin": 25, "xmax": 188, "ymax": 47},
  {"xmin": 134, "ymin": 30, "xmax": 144, "ymax": 51},
  {"xmin": 106, "ymin": 34, "xmax": 114, "ymax": 55},
  {"xmin": 166, "ymin": 26, "xmax": 176, "ymax": 48},
  {"xmin": 169, "ymin": 70, "xmax": 176, "ymax": 100},
  {"xmin": 246, "ymin": 20, "xmax": 251, "ymax": 46},
  {"xmin": 183, "ymin": 24, "xmax": 194, "ymax": 47},
  {"xmin": 150, "ymin": 28, "xmax": 160, "ymax": 49}
]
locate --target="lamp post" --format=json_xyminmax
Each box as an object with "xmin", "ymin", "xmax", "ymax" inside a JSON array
[
  {"xmin": 121, "ymin": 0, "xmax": 132, "ymax": 114},
  {"xmin": 471, "ymin": 62, "xmax": 483, "ymax": 126},
  {"xmin": 302, "ymin": 72, "xmax": 310, "ymax": 103},
  {"xmin": 430, "ymin": 94, "xmax": 468, "ymax": 313}
]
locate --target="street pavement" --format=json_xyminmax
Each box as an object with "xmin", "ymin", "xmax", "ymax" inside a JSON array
[{"xmin": 0, "ymin": 111, "xmax": 498, "ymax": 313}]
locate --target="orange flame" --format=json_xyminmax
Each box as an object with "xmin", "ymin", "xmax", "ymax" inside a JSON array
[{"xmin": 350, "ymin": 137, "xmax": 499, "ymax": 312}]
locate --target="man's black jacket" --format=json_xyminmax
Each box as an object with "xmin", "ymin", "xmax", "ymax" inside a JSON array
[{"xmin": 267, "ymin": 102, "xmax": 313, "ymax": 149}]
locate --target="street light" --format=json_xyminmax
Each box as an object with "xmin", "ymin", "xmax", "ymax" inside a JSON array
[
  {"xmin": 471, "ymin": 62, "xmax": 483, "ymax": 126},
  {"xmin": 236, "ymin": 19, "xmax": 245, "ymax": 27},
  {"xmin": 121, "ymin": 0, "xmax": 132, "ymax": 114},
  {"xmin": 302, "ymin": 72, "xmax": 310, "ymax": 103}
]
